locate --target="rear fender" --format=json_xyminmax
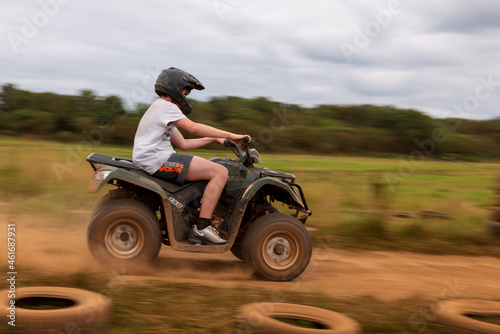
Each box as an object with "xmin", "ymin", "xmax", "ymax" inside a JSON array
[
  {"xmin": 87, "ymin": 166, "xmax": 168, "ymax": 197},
  {"xmin": 87, "ymin": 166, "xmax": 181, "ymax": 245},
  {"xmin": 87, "ymin": 166, "xmax": 225, "ymax": 252}
]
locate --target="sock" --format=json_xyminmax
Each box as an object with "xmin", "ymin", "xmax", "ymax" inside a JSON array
[{"xmin": 195, "ymin": 217, "xmax": 211, "ymax": 229}]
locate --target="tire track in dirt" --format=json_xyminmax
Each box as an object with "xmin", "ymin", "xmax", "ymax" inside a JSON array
[{"xmin": 141, "ymin": 248, "xmax": 500, "ymax": 301}]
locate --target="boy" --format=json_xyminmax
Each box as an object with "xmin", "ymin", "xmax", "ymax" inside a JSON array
[{"xmin": 133, "ymin": 67, "xmax": 249, "ymax": 245}]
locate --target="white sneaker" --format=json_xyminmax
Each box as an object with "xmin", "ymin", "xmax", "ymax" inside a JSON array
[{"xmin": 189, "ymin": 225, "xmax": 226, "ymax": 245}]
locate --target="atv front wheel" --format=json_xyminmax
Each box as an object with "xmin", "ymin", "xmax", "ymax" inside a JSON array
[
  {"xmin": 242, "ymin": 213, "xmax": 312, "ymax": 281},
  {"xmin": 230, "ymin": 239, "xmax": 244, "ymax": 261},
  {"xmin": 87, "ymin": 199, "xmax": 162, "ymax": 271}
]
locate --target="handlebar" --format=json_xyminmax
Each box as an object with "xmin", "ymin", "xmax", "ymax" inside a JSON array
[
  {"xmin": 224, "ymin": 138, "xmax": 242, "ymax": 156},
  {"xmin": 224, "ymin": 136, "xmax": 252, "ymax": 150},
  {"xmin": 223, "ymin": 136, "xmax": 254, "ymax": 166}
]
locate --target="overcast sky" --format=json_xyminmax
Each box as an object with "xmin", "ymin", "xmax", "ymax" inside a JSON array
[{"xmin": 1, "ymin": 0, "xmax": 499, "ymax": 119}]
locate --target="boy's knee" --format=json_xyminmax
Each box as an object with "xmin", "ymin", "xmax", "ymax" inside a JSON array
[
  {"xmin": 218, "ymin": 165, "xmax": 228, "ymax": 178},
  {"xmin": 208, "ymin": 163, "xmax": 228, "ymax": 180}
]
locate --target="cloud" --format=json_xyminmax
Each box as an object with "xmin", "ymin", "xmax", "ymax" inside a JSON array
[
  {"xmin": 412, "ymin": 1, "xmax": 500, "ymax": 34},
  {"xmin": 1, "ymin": 0, "xmax": 499, "ymax": 119}
]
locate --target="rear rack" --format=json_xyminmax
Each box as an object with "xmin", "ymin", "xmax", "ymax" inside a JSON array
[{"xmin": 86, "ymin": 152, "xmax": 143, "ymax": 171}]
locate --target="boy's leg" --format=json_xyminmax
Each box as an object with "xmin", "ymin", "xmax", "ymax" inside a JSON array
[
  {"xmin": 184, "ymin": 156, "xmax": 228, "ymax": 220},
  {"xmin": 184, "ymin": 156, "xmax": 228, "ymax": 244}
]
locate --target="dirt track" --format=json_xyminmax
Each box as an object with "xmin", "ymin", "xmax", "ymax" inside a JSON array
[{"xmin": 8, "ymin": 219, "xmax": 500, "ymax": 302}]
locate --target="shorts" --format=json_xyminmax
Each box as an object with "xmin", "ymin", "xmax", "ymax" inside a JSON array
[{"xmin": 152, "ymin": 153, "xmax": 193, "ymax": 184}]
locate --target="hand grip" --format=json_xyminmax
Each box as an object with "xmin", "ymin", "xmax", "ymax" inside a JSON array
[{"xmin": 224, "ymin": 139, "xmax": 235, "ymax": 147}]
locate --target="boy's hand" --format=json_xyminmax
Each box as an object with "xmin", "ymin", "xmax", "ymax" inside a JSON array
[
  {"xmin": 214, "ymin": 138, "xmax": 226, "ymax": 145},
  {"xmin": 231, "ymin": 134, "xmax": 251, "ymax": 144}
]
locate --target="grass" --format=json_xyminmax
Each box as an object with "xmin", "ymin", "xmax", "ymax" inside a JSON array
[
  {"xmin": 260, "ymin": 155, "xmax": 500, "ymax": 255},
  {"xmin": 1, "ymin": 137, "xmax": 500, "ymax": 254},
  {"xmin": 0, "ymin": 269, "xmax": 483, "ymax": 334}
]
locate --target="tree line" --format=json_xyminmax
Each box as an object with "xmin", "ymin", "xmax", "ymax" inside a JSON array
[{"xmin": 1, "ymin": 83, "xmax": 499, "ymax": 160}]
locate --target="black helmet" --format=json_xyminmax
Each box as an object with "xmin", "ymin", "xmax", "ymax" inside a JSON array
[{"xmin": 154, "ymin": 67, "xmax": 205, "ymax": 115}]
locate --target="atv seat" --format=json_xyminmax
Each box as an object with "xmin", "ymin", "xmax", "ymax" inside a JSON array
[
  {"xmin": 86, "ymin": 152, "xmax": 197, "ymax": 193},
  {"xmin": 130, "ymin": 169, "xmax": 201, "ymax": 193}
]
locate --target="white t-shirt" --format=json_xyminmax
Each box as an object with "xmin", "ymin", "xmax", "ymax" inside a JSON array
[{"xmin": 132, "ymin": 99, "xmax": 186, "ymax": 174}]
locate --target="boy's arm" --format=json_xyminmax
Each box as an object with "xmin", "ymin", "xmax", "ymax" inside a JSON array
[
  {"xmin": 174, "ymin": 118, "xmax": 247, "ymax": 142},
  {"xmin": 170, "ymin": 130, "xmax": 224, "ymax": 151}
]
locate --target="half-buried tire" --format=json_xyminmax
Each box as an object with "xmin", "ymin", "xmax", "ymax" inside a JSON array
[
  {"xmin": 435, "ymin": 299, "xmax": 500, "ymax": 334},
  {"xmin": 238, "ymin": 302, "xmax": 362, "ymax": 334},
  {"xmin": 0, "ymin": 286, "xmax": 112, "ymax": 333}
]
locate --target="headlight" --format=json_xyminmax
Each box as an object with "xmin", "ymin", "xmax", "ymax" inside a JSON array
[
  {"xmin": 92, "ymin": 170, "xmax": 112, "ymax": 181},
  {"xmin": 249, "ymin": 149, "xmax": 262, "ymax": 164}
]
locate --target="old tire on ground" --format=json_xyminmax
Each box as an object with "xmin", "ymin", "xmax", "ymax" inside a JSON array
[
  {"xmin": 91, "ymin": 188, "xmax": 131, "ymax": 217},
  {"xmin": 434, "ymin": 299, "xmax": 500, "ymax": 333},
  {"xmin": 0, "ymin": 286, "xmax": 112, "ymax": 334},
  {"xmin": 87, "ymin": 199, "xmax": 162, "ymax": 271},
  {"xmin": 242, "ymin": 213, "xmax": 312, "ymax": 281},
  {"xmin": 238, "ymin": 302, "xmax": 362, "ymax": 334}
]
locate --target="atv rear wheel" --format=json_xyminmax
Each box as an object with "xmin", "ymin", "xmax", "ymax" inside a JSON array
[
  {"xmin": 242, "ymin": 213, "xmax": 312, "ymax": 281},
  {"xmin": 91, "ymin": 189, "xmax": 131, "ymax": 217},
  {"xmin": 87, "ymin": 199, "xmax": 162, "ymax": 271}
]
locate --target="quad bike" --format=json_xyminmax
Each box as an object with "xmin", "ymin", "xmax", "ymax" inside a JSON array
[{"xmin": 85, "ymin": 137, "xmax": 312, "ymax": 281}]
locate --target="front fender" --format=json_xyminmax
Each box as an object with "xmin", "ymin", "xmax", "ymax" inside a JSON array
[
  {"xmin": 241, "ymin": 177, "xmax": 305, "ymax": 209},
  {"xmin": 87, "ymin": 165, "xmax": 167, "ymax": 199},
  {"xmin": 225, "ymin": 177, "xmax": 308, "ymax": 244}
]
